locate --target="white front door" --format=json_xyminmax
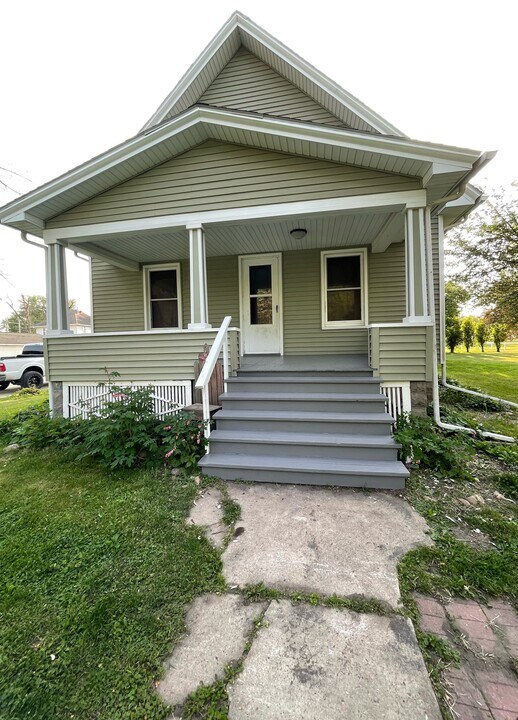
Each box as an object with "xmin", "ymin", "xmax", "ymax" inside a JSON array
[{"xmin": 239, "ymin": 254, "xmax": 282, "ymax": 355}]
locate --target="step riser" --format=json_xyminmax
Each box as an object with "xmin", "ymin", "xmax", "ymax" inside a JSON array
[
  {"xmin": 214, "ymin": 417, "xmax": 392, "ymax": 435},
  {"xmin": 237, "ymin": 370, "xmax": 373, "ymax": 378},
  {"xmin": 221, "ymin": 398, "xmax": 387, "ymax": 413},
  {"xmin": 199, "ymin": 462, "xmax": 405, "ymax": 490},
  {"xmin": 227, "ymin": 381, "xmax": 380, "ymax": 394},
  {"xmin": 208, "ymin": 440, "xmax": 398, "ymax": 462}
]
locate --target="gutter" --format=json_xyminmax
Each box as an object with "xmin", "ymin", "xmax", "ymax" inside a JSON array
[{"xmin": 20, "ymin": 232, "xmax": 53, "ymax": 416}]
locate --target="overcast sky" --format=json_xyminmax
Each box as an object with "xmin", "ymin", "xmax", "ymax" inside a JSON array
[{"xmin": 0, "ymin": 0, "xmax": 516, "ymax": 323}]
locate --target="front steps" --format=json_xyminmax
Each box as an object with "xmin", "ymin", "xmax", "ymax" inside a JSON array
[{"xmin": 199, "ymin": 370, "xmax": 409, "ymax": 489}]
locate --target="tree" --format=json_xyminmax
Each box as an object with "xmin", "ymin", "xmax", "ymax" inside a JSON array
[
  {"xmin": 1, "ymin": 295, "xmax": 46, "ymax": 333},
  {"xmin": 462, "ymin": 317, "xmax": 476, "ymax": 352},
  {"xmin": 447, "ymin": 184, "xmax": 518, "ymax": 330},
  {"xmin": 475, "ymin": 321, "xmax": 491, "ymax": 352},
  {"xmin": 492, "ymin": 323, "xmax": 508, "ymax": 352},
  {"xmin": 445, "ymin": 281, "xmax": 470, "ymax": 326},
  {"xmin": 446, "ymin": 317, "xmax": 463, "ymax": 353}
]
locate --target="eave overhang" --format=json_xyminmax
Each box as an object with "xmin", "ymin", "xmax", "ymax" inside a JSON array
[{"xmin": 0, "ymin": 106, "xmax": 487, "ymax": 238}]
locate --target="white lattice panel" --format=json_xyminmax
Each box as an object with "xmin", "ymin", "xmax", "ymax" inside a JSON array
[
  {"xmin": 63, "ymin": 381, "xmax": 192, "ymax": 419},
  {"xmin": 380, "ymin": 382, "xmax": 411, "ymax": 421}
]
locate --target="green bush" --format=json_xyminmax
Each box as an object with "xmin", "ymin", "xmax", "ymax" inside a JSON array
[
  {"xmin": 161, "ymin": 412, "xmax": 208, "ymax": 472},
  {"xmin": 12, "ymin": 413, "xmax": 86, "ymax": 451},
  {"xmin": 0, "ymin": 397, "xmax": 49, "ymax": 438},
  {"xmin": 394, "ymin": 413, "xmax": 472, "ymax": 478}
]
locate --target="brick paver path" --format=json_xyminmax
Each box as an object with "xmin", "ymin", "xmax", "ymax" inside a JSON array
[{"xmin": 414, "ymin": 595, "xmax": 518, "ymax": 720}]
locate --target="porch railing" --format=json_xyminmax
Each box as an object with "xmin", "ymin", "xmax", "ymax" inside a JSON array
[{"xmin": 195, "ymin": 316, "xmax": 239, "ymax": 442}]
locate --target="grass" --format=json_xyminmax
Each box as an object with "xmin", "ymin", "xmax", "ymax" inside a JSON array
[
  {"xmin": 0, "ymin": 448, "xmax": 225, "ymax": 720},
  {"xmin": 0, "ymin": 388, "xmax": 49, "ymax": 420},
  {"xmin": 445, "ymin": 341, "xmax": 518, "ymax": 403}
]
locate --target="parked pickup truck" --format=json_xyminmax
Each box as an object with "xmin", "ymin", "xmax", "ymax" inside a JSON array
[{"xmin": 0, "ymin": 343, "xmax": 45, "ymax": 390}]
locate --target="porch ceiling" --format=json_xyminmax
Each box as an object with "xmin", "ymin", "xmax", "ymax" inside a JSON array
[{"xmin": 70, "ymin": 208, "xmax": 403, "ymax": 265}]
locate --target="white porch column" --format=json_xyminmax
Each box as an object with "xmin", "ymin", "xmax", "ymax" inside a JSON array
[
  {"xmin": 186, "ymin": 223, "xmax": 211, "ymax": 330},
  {"xmin": 45, "ymin": 240, "xmax": 73, "ymax": 335},
  {"xmin": 404, "ymin": 207, "xmax": 431, "ymax": 323}
]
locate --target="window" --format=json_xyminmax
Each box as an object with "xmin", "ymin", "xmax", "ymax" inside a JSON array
[
  {"xmin": 321, "ymin": 249, "xmax": 367, "ymax": 329},
  {"xmin": 144, "ymin": 264, "xmax": 182, "ymax": 329}
]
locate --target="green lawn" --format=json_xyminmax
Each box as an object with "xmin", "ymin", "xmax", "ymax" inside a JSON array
[
  {"xmin": 445, "ymin": 342, "xmax": 518, "ymax": 403},
  {"xmin": 0, "ymin": 388, "xmax": 49, "ymax": 420},
  {"xmin": 0, "ymin": 448, "xmax": 224, "ymax": 719}
]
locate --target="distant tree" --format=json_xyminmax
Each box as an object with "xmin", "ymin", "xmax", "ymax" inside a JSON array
[
  {"xmin": 492, "ymin": 323, "xmax": 508, "ymax": 353},
  {"xmin": 447, "ymin": 184, "xmax": 518, "ymax": 330},
  {"xmin": 445, "ymin": 281, "xmax": 470, "ymax": 326},
  {"xmin": 462, "ymin": 317, "xmax": 476, "ymax": 352},
  {"xmin": 1, "ymin": 295, "xmax": 46, "ymax": 333},
  {"xmin": 475, "ymin": 321, "xmax": 491, "ymax": 352},
  {"xmin": 446, "ymin": 317, "xmax": 463, "ymax": 353}
]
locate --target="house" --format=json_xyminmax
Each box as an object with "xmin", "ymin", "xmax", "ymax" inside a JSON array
[
  {"xmin": 35, "ymin": 310, "xmax": 92, "ymax": 336},
  {"xmin": 0, "ymin": 12, "xmax": 492, "ymax": 488},
  {"xmin": 0, "ymin": 332, "xmax": 41, "ymax": 358}
]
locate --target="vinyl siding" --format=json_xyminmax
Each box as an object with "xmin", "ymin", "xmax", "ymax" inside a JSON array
[
  {"xmin": 370, "ymin": 325, "xmax": 433, "ymax": 381},
  {"xmin": 47, "ymin": 140, "xmax": 421, "ymax": 229},
  {"xmin": 368, "ymin": 242, "xmax": 406, "ymax": 323},
  {"xmin": 91, "ymin": 260, "xmax": 144, "ymax": 332},
  {"xmin": 45, "ymin": 331, "xmax": 221, "ymax": 383},
  {"xmin": 199, "ymin": 47, "xmax": 346, "ymax": 127},
  {"xmin": 282, "ymin": 250, "xmax": 368, "ymax": 355},
  {"xmin": 431, "ymin": 215, "xmax": 442, "ymax": 354}
]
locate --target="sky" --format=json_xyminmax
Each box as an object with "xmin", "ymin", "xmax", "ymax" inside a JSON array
[{"xmin": 0, "ymin": 0, "xmax": 517, "ymax": 324}]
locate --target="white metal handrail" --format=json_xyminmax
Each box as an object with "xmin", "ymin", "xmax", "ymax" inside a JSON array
[{"xmin": 194, "ymin": 316, "xmax": 233, "ymax": 440}]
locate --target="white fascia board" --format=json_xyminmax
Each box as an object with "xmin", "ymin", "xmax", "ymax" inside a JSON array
[
  {"xmin": 141, "ymin": 11, "xmax": 403, "ymax": 136},
  {"xmin": 1, "ymin": 107, "xmax": 480, "ymax": 227},
  {"xmin": 42, "ymin": 189, "xmax": 427, "ymax": 243}
]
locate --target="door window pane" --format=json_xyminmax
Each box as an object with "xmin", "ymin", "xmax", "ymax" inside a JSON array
[
  {"xmin": 150, "ymin": 269, "xmax": 177, "ymax": 299},
  {"xmin": 326, "ymin": 256, "xmax": 360, "ymax": 289},
  {"xmin": 327, "ymin": 289, "xmax": 361, "ymax": 322},
  {"xmin": 250, "ymin": 296, "xmax": 272, "ymax": 325},
  {"xmin": 249, "ymin": 265, "xmax": 272, "ymax": 295}
]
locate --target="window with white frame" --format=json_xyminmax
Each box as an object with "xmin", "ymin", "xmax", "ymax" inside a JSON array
[
  {"xmin": 144, "ymin": 264, "xmax": 182, "ymax": 329},
  {"xmin": 321, "ymin": 249, "xmax": 367, "ymax": 328}
]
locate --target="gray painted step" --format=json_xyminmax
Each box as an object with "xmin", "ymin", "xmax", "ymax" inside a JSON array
[
  {"xmin": 237, "ymin": 368, "xmax": 373, "ymax": 378},
  {"xmin": 220, "ymin": 391, "xmax": 388, "ymax": 413},
  {"xmin": 199, "ymin": 453, "xmax": 408, "ymax": 490},
  {"xmin": 213, "ymin": 409, "xmax": 394, "ymax": 435},
  {"xmin": 227, "ymin": 376, "xmax": 381, "ymax": 394},
  {"xmin": 208, "ymin": 430, "xmax": 400, "ymax": 461}
]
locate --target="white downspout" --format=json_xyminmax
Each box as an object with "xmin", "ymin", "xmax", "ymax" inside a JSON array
[
  {"xmin": 424, "ymin": 217, "xmax": 515, "ymax": 443},
  {"xmin": 20, "ymin": 231, "xmax": 53, "ymax": 416}
]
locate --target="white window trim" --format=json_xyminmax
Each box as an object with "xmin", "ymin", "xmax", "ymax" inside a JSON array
[
  {"xmin": 321, "ymin": 248, "xmax": 368, "ymax": 330},
  {"xmin": 143, "ymin": 263, "xmax": 183, "ymax": 331}
]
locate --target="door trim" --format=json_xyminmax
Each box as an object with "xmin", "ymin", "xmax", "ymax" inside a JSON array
[{"xmin": 238, "ymin": 252, "xmax": 284, "ymax": 356}]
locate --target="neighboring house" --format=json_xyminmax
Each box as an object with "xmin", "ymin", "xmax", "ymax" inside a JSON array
[
  {"xmin": 35, "ymin": 310, "xmax": 92, "ymax": 336},
  {"xmin": 0, "ymin": 13, "xmax": 492, "ymax": 487},
  {"xmin": 0, "ymin": 332, "xmax": 41, "ymax": 357}
]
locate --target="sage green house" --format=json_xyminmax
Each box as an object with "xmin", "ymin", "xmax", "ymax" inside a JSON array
[{"xmin": 0, "ymin": 13, "xmax": 492, "ymax": 487}]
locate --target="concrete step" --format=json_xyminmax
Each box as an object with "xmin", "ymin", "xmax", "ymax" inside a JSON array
[
  {"xmin": 226, "ymin": 376, "xmax": 381, "ymax": 394},
  {"xmin": 208, "ymin": 430, "xmax": 400, "ymax": 461},
  {"xmin": 199, "ymin": 453, "xmax": 409, "ymax": 489},
  {"xmin": 219, "ymin": 391, "xmax": 388, "ymax": 413},
  {"xmin": 213, "ymin": 409, "xmax": 394, "ymax": 435}
]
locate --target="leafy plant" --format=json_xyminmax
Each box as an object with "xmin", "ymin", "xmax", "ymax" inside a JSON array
[
  {"xmin": 393, "ymin": 413, "xmax": 472, "ymax": 478},
  {"xmin": 161, "ymin": 412, "xmax": 208, "ymax": 472},
  {"xmin": 446, "ymin": 317, "xmax": 463, "ymax": 353},
  {"xmin": 439, "ymin": 381, "xmax": 503, "ymax": 412},
  {"xmin": 11, "ymin": 413, "xmax": 85, "ymax": 451}
]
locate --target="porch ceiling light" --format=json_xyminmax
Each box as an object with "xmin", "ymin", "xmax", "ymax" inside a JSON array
[{"xmin": 290, "ymin": 228, "xmax": 307, "ymax": 240}]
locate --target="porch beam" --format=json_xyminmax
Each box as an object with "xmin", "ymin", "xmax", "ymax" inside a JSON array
[
  {"xmin": 403, "ymin": 208, "xmax": 431, "ymax": 324},
  {"xmin": 187, "ymin": 223, "xmax": 211, "ymax": 330},
  {"xmin": 46, "ymin": 242, "xmax": 72, "ymax": 336},
  {"xmin": 42, "ymin": 190, "xmax": 427, "ymax": 243},
  {"xmin": 370, "ymin": 212, "xmax": 405, "ymax": 254},
  {"xmin": 65, "ymin": 242, "xmax": 140, "ymax": 272}
]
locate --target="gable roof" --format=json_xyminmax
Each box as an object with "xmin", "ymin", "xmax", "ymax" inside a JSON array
[
  {"xmin": 35, "ymin": 310, "xmax": 91, "ymax": 328},
  {"xmin": 142, "ymin": 11, "xmax": 404, "ymax": 136}
]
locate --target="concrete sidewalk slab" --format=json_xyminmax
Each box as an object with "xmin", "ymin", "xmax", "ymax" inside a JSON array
[
  {"xmin": 187, "ymin": 487, "xmax": 227, "ymax": 548},
  {"xmin": 223, "ymin": 483, "xmax": 431, "ymax": 606},
  {"xmin": 228, "ymin": 600, "xmax": 441, "ymax": 720},
  {"xmin": 158, "ymin": 593, "xmax": 266, "ymax": 707}
]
